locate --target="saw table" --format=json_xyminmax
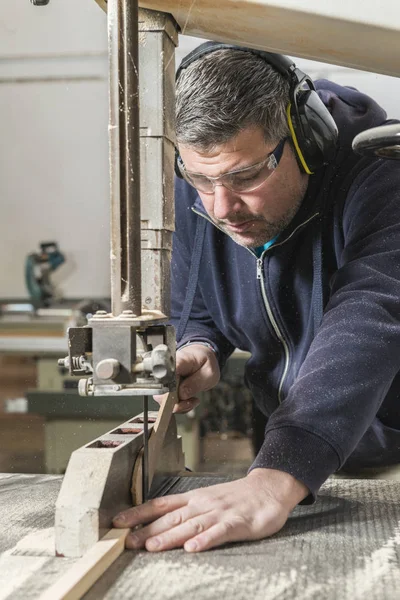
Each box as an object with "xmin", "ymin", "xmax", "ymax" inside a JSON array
[{"xmin": 1, "ymin": 473, "xmax": 400, "ymax": 600}]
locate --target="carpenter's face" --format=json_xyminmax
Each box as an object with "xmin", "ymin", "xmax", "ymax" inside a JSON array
[{"xmin": 179, "ymin": 126, "xmax": 309, "ymax": 248}]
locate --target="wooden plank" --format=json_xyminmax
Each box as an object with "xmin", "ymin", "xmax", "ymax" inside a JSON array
[
  {"xmin": 149, "ymin": 389, "xmax": 179, "ymax": 478},
  {"xmin": 38, "ymin": 528, "xmax": 130, "ymax": 600},
  {"xmin": 95, "ymin": 0, "xmax": 400, "ymax": 77}
]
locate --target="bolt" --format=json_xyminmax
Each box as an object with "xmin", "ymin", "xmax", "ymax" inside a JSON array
[
  {"xmin": 120, "ymin": 309, "xmax": 138, "ymax": 318},
  {"xmin": 145, "ymin": 297, "xmax": 152, "ymax": 304}
]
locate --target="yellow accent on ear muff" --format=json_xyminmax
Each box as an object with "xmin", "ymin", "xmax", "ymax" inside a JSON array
[{"xmin": 286, "ymin": 104, "xmax": 314, "ymax": 175}]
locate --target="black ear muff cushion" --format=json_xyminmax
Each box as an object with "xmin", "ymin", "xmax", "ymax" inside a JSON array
[
  {"xmin": 301, "ymin": 91, "xmax": 338, "ymax": 162},
  {"xmin": 291, "ymin": 90, "xmax": 338, "ymax": 171}
]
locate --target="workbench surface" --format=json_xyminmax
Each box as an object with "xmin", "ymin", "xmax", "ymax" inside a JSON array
[{"xmin": 1, "ymin": 473, "xmax": 399, "ymax": 599}]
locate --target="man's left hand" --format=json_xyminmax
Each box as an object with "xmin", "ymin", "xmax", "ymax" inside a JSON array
[{"xmin": 113, "ymin": 468, "xmax": 308, "ymax": 553}]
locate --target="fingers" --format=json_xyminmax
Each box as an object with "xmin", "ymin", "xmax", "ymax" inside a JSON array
[
  {"xmin": 184, "ymin": 520, "xmax": 248, "ymax": 553},
  {"xmin": 113, "ymin": 494, "xmax": 188, "ymax": 529},
  {"xmin": 175, "ymin": 345, "xmax": 208, "ymax": 378},
  {"xmin": 176, "ymin": 346, "xmax": 220, "ymax": 399},
  {"xmin": 178, "ymin": 367, "xmax": 218, "ymax": 400},
  {"xmin": 172, "ymin": 397, "xmax": 200, "ymax": 414},
  {"xmin": 153, "ymin": 394, "xmax": 167, "ymax": 406},
  {"xmin": 153, "ymin": 345, "xmax": 220, "ymax": 413},
  {"xmin": 185, "ymin": 509, "xmax": 288, "ymax": 553},
  {"xmin": 115, "ymin": 476, "xmax": 291, "ymax": 554},
  {"xmin": 153, "ymin": 392, "xmax": 199, "ymax": 414},
  {"xmin": 126, "ymin": 507, "xmax": 217, "ymax": 552},
  {"xmin": 125, "ymin": 511, "xmax": 251, "ymax": 553},
  {"xmin": 153, "ymin": 393, "xmax": 166, "ymax": 406}
]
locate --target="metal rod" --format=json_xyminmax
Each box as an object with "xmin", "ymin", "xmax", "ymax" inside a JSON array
[
  {"xmin": 142, "ymin": 395, "xmax": 149, "ymax": 503},
  {"xmin": 108, "ymin": 0, "xmax": 141, "ymax": 316}
]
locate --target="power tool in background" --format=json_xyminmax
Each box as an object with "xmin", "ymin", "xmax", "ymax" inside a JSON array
[{"xmin": 25, "ymin": 242, "xmax": 65, "ymax": 309}]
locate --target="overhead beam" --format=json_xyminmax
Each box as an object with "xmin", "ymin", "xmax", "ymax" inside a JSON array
[{"xmin": 95, "ymin": 0, "xmax": 400, "ymax": 77}]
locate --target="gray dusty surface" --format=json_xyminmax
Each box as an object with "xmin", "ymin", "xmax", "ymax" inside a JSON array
[{"xmin": 1, "ymin": 473, "xmax": 400, "ymax": 599}]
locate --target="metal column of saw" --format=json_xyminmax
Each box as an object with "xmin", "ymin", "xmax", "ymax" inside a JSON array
[
  {"xmin": 60, "ymin": 5, "xmax": 179, "ymax": 400},
  {"xmin": 55, "ymin": 6, "xmax": 181, "ymax": 558}
]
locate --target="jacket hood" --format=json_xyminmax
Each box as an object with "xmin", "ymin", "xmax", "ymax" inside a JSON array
[{"xmin": 315, "ymin": 80, "xmax": 388, "ymax": 156}]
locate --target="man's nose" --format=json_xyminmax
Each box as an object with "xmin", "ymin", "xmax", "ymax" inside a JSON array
[{"xmin": 212, "ymin": 183, "xmax": 241, "ymax": 220}]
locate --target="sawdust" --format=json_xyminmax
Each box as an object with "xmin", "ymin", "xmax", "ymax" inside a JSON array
[
  {"xmin": 5, "ymin": 527, "xmax": 55, "ymax": 557},
  {"xmin": 98, "ymin": 555, "xmax": 301, "ymax": 600},
  {"xmin": 0, "ymin": 555, "xmax": 48, "ymax": 600},
  {"xmin": 349, "ymin": 521, "xmax": 400, "ymax": 599}
]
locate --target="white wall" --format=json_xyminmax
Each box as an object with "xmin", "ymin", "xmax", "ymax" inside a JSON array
[
  {"xmin": 1, "ymin": 2, "xmax": 400, "ymax": 299},
  {"xmin": 0, "ymin": 0, "xmax": 110, "ymax": 299}
]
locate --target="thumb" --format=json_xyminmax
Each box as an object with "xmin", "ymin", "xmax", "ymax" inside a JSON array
[{"xmin": 176, "ymin": 345, "xmax": 208, "ymax": 378}]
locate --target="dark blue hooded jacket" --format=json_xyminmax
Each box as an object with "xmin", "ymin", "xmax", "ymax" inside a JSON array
[{"xmin": 171, "ymin": 80, "xmax": 400, "ymax": 500}]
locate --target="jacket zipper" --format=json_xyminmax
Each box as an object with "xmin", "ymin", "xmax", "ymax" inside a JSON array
[
  {"xmin": 191, "ymin": 207, "xmax": 319, "ymax": 404},
  {"xmin": 255, "ymin": 212, "xmax": 319, "ymax": 402},
  {"xmin": 256, "ymin": 254, "xmax": 289, "ymax": 403}
]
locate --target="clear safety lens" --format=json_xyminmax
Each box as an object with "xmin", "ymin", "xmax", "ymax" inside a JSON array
[{"xmin": 178, "ymin": 139, "xmax": 285, "ymax": 194}]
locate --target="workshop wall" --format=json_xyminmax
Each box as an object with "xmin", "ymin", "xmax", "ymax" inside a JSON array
[
  {"xmin": 0, "ymin": 0, "xmax": 110, "ymax": 299},
  {"xmin": 1, "ymin": 1, "xmax": 400, "ymax": 300}
]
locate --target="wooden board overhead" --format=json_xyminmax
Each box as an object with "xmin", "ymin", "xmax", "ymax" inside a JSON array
[{"xmin": 94, "ymin": 0, "xmax": 400, "ymax": 77}]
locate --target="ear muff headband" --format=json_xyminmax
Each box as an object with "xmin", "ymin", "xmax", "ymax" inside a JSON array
[
  {"xmin": 176, "ymin": 41, "xmax": 295, "ymax": 82},
  {"xmin": 176, "ymin": 41, "xmax": 338, "ymax": 175},
  {"xmin": 286, "ymin": 103, "xmax": 313, "ymax": 175}
]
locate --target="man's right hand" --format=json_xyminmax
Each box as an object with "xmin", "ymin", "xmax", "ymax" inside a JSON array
[{"xmin": 154, "ymin": 343, "xmax": 220, "ymax": 414}]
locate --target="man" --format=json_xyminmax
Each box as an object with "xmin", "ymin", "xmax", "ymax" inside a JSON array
[{"xmin": 114, "ymin": 43, "xmax": 400, "ymax": 553}]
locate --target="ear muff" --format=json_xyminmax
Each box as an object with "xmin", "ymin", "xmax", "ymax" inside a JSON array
[
  {"xmin": 287, "ymin": 77, "xmax": 338, "ymax": 173},
  {"xmin": 175, "ymin": 42, "xmax": 338, "ymax": 177}
]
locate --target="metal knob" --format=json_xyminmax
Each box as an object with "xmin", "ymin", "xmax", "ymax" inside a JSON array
[
  {"xmin": 78, "ymin": 377, "xmax": 94, "ymax": 397},
  {"xmin": 96, "ymin": 359, "xmax": 121, "ymax": 380},
  {"xmin": 352, "ymin": 124, "xmax": 400, "ymax": 160},
  {"xmin": 142, "ymin": 344, "xmax": 175, "ymax": 384}
]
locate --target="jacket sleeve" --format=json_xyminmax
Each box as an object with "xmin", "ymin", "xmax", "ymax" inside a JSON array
[
  {"xmin": 170, "ymin": 178, "xmax": 235, "ymax": 369},
  {"xmin": 250, "ymin": 159, "xmax": 400, "ymax": 500}
]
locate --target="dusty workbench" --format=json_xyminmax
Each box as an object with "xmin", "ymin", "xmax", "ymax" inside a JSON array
[{"xmin": 1, "ymin": 473, "xmax": 399, "ymax": 599}]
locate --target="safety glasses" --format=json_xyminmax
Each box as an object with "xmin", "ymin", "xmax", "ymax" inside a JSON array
[{"xmin": 177, "ymin": 138, "xmax": 286, "ymax": 194}]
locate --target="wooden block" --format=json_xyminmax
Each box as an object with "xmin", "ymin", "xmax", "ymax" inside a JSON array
[
  {"xmin": 55, "ymin": 419, "xmax": 145, "ymax": 557},
  {"xmin": 131, "ymin": 389, "xmax": 184, "ymax": 505}
]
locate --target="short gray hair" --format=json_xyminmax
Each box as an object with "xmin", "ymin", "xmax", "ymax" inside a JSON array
[{"xmin": 176, "ymin": 48, "xmax": 290, "ymax": 151}]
